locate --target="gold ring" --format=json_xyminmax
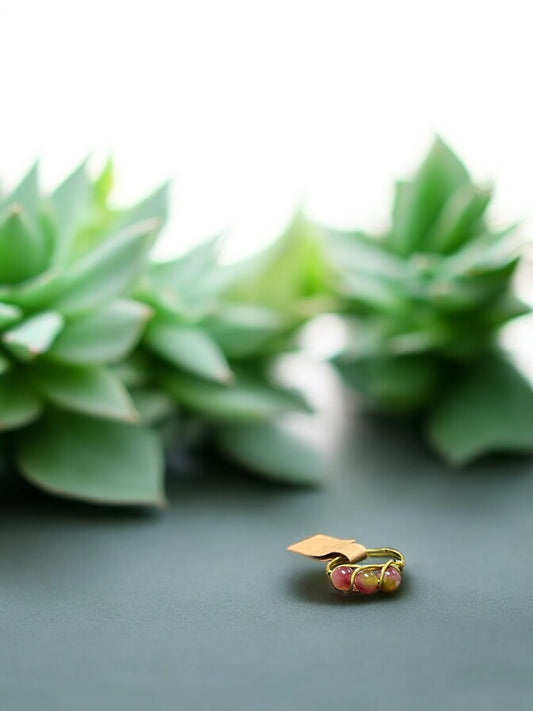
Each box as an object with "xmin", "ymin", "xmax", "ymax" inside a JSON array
[{"xmin": 287, "ymin": 534, "xmax": 405, "ymax": 595}]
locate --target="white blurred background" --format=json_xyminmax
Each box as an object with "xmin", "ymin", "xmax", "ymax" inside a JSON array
[{"xmin": 0, "ymin": 0, "xmax": 532, "ymax": 260}]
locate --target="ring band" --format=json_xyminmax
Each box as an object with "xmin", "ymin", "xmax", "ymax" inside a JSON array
[
  {"xmin": 287, "ymin": 535, "xmax": 405, "ymax": 596},
  {"xmin": 327, "ymin": 547, "xmax": 404, "ymax": 594}
]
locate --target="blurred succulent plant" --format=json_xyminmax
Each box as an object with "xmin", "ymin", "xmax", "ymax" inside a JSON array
[
  {"xmin": 5, "ymin": 137, "xmax": 526, "ymax": 508},
  {"xmin": 0, "ymin": 161, "xmax": 330, "ymax": 505},
  {"xmin": 0, "ymin": 161, "xmax": 167, "ymax": 504},
  {"xmin": 132, "ymin": 211, "xmax": 331, "ymax": 485},
  {"xmin": 326, "ymin": 137, "xmax": 533, "ymax": 464}
]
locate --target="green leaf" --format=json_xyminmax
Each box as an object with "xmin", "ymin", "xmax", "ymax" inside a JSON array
[
  {"xmin": 117, "ymin": 182, "xmax": 169, "ymax": 234},
  {"xmin": 215, "ymin": 418, "xmax": 327, "ymax": 485},
  {"xmin": 49, "ymin": 300, "xmax": 151, "ymax": 365},
  {"xmin": 130, "ymin": 388, "xmax": 175, "ymax": 425},
  {"xmin": 337, "ymin": 315, "xmax": 449, "ymax": 360},
  {"xmin": 229, "ymin": 211, "xmax": 328, "ymax": 314},
  {"xmin": 337, "ymin": 354, "xmax": 440, "ymax": 414},
  {"xmin": 16, "ymin": 410, "xmax": 165, "ymax": 506},
  {"xmin": 388, "ymin": 137, "xmax": 471, "ymax": 254},
  {"xmin": 49, "ymin": 219, "xmax": 159, "ymax": 315},
  {"xmin": 93, "ymin": 157, "xmax": 114, "ymax": 208},
  {"xmin": 203, "ymin": 304, "xmax": 283, "ymax": 358},
  {"xmin": 113, "ymin": 352, "xmax": 152, "ymax": 388},
  {"xmin": 50, "ymin": 160, "xmax": 91, "ymax": 264},
  {"xmin": 161, "ymin": 371, "xmax": 310, "ymax": 421},
  {"xmin": 37, "ymin": 204, "xmax": 59, "ymax": 265},
  {"xmin": 480, "ymin": 294, "xmax": 530, "ymax": 328},
  {"xmin": 0, "ymin": 302, "xmax": 22, "ymax": 329},
  {"xmin": 428, "ymin": 272, "xmax": 510, "ymax": 313},
  {"xmin": 423, "ymin": 185, "xmax": 491, "ymax": 254},
  {"xmin": 4, "ymin": 163, "xmax": 39, "ymax": 221},
  {"xmin": 427, "ymin": 354, "xmax": 533, "ymax": 465},
  {"xmin": 443, "ymin": 226, "xmax": 519, "ymax": 279},
  {"xmin": 146, "ymin": 318, "xmax": 232, "ymax": 383},
  {"xmin": 2, "ymin": 269, "xmax": 62, "ymax": 311},
  {"xmin": 149, "ymin": 236, "xmax": 221, "ymax": 290},
  {"xmin": 0, "ymin": 206, "xmax": 48, "ymax": 284},
  {"xmin": 326, "ymin": 230, "xmax": 406, "ymax": 282},
  {"xmin": 2, "ymin": 311, "xmax": 64, "ymax": 361},
  {"xmin": 0, "ymin": 354, "xmax": 10, "ymax": 375},
  {"xmin": 324, "ymin": 230, "xmax": 411, "ymax": 313},
  {"xmin": 145, "ymin": 236, "xmax": 228, "ymax": 314},
  {"xmin": 0, "ymin": 372, "xmax": 42, "ymax": 430},
  {"xmin": 390, "ymin": 180, "xmax": 411, "ymax": 243},
  {"xmin": 338, "ymin": 271, "xmax": 405, "ymax": 314},
  {"xmin": 34, "ymin": 362, "xmax": 138, "ymax": 422}
]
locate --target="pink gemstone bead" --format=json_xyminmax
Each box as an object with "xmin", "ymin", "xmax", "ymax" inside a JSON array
[
  {"xmin": 330, "ymin": 566, "xmax": 353, "ymax": 592},
  {"xmin": 381, "ymin": 566, "xmax": 402, "ymax": 593},
  {"xmin": 353, "ymin": 569, "xmax": 379, "ymax": 595}
]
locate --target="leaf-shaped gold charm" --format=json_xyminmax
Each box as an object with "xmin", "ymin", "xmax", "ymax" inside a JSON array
[{"xmin": 287, "ymin": 534, "xmax": 367, "ymax": 563}]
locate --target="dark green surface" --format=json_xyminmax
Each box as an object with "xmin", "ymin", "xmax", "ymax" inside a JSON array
[{"xmin": 1, "ymin": 415, "xmax": 532, "ymax": 710}]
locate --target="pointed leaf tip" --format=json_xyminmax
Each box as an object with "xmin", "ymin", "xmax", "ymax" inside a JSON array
[
  {"xmin": 16, "ymin": 410, "xmax": 165, "ymax": 506},
  {"xmin": 145, "ymin": 320, "xmax": 233, "ymax": 383},
  {"xmin": 2, "ymin": 311, "xmax": 64, "ymax": 361}
]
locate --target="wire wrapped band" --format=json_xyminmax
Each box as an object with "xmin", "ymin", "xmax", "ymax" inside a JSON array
[
  {"xmin": 287, "ymin": 536, "xmax": 405, "ymax": 596},
  {"xmin": 326, "ymin": 548, "xmax": 405, "ymax": 595}
]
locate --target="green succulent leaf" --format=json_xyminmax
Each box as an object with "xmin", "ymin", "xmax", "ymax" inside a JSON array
[
  {"xmin": 149, "ymin": 236, "xmax": 220, "ymax": 291},
  {"xmin": 429, "ymin": 274, "xmax": 506, "ymax": 313},
  {"xmin": 480, "ymin": 294, "xmax": 530, "ymax": 328},
  {"xmin": 229, "ymin": 211, "xmax": 328, "ymax": 316},
  {"xmin": 0, "ymin": 354, "xmax": 10, "ymax": 375},
  {"xmin": 146, "ymin": 318, "xmax": 232, "ymax": 383},
  {"xmin": 161, "ymin": 371, "xmax": 310, "ymax": 421},
  {"xmin": 338, "ymin": 271, "xmax": 405, "ymax": 314},
  {"xmin": 5, "ymin": 163, "xmax": 39, "ymax": 221},
  {"xmin": 49, "ymin": 219, "xmax": 159, "ymax": 315},
  {"xmin": 50, "ymin": 299, "xmax": 151, "ymax": 365},
  {"xmin": 337, "ymin": 354, "xmax": 441, "ymax": 414},
  {"xmin": 93, "ymin": 157, "xmax": 114, "ymax": 208},
  {"xmin": 130, "ymin": 388, "xmax": 175, "ymax": 426},
  {"xmin": 327, "ymin": 230, "xmax": 406, "ymax": 282},
  {"xmin": 117, "ymin": 182, "xmax": 169, "ymax": 234},
  {"xmin": 113, "ymin": 352, "xmax": 152, "ymax": 389},
  {"xmin": 145, "ymin": 237, "xmax": 229, "ymax": 313},
  {"xmin": 0, "ymin": 206, "xmax": 48, "ymax": 284},
  {"xmin": 424, "ymin": 184, "xmax": 491, "ymax": 254},
  {"xmin": 34, "ymin": 362, "xmax": 138, "ymax": 422},
  {"xmin": 427, "ymin": 354, "xmax": 533, "ymax": 465},
  {"xmin": 203, "ymin": 304, "xmax": 284, "ymax": 358},
  {"xmin": 215, "ymin": 418, "xmax": 327, "ymax": 485},
  {"xmin": 443, "ymin": 226, "xmax": 519, "ymax": 278},
  {"xmin": 388, "ymin": 137, "xmax": 470, "ymax": 254},
  {"xmin": 50, "ymin": 160, "xmax": 91, "ymax": 264},
  {"xmin": 16, "ymin": 410, "xmax": 165, "ymax": 506},
  {"xmin": 4, "ymin": 269, "xmax": 62, "ymax": 311},
  {"xmin": 2, "ymin": 311, "xmax": 64, "ymax": 361},
  {"xmin": 0, "ymin": 302, "xmax": 22, "ymax": 329},
  {"xmin": 0, "ymin": 372, "xmax": 42, "ymax": 430}
]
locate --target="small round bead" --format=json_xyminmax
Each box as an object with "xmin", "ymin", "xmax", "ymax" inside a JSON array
[
  {"xmin": 381, "ymin": 567, "xmax": 402, "ymax": 593},
  {"xmin": 330, "ymin": 566, "xmax": 353, "ymax": 592},
  {"xmin": 354, "ymin": 569, "xmax": 379, "ymax": 595}
]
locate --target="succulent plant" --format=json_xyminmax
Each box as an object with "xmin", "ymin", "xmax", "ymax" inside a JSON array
[
  {"xmin": 325, "ymin": 137, "xmax": 533, "ymax": 464},
  {"xmin": 6, "ymin": 137, "xmax": 525, "ymax": 508},
  {"xmin": 0, "ymin": 162, "xmax": 166, "ymax": 505},
  {"xmin": 132, "ymin": 211, "xmax": 331, "ymax": 485}
]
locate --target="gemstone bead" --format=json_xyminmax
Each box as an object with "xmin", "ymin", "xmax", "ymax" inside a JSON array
[
  {"xmin": 330, "ymin": 566, "xmax": 353, "ymax": 592},
  {"xmin": 353, "ymin": 569, "xmax": 379, "ymax": 595},
  {"xmin": 381, "ymin": 566, "xmax": 402, "ymax": 593}
]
